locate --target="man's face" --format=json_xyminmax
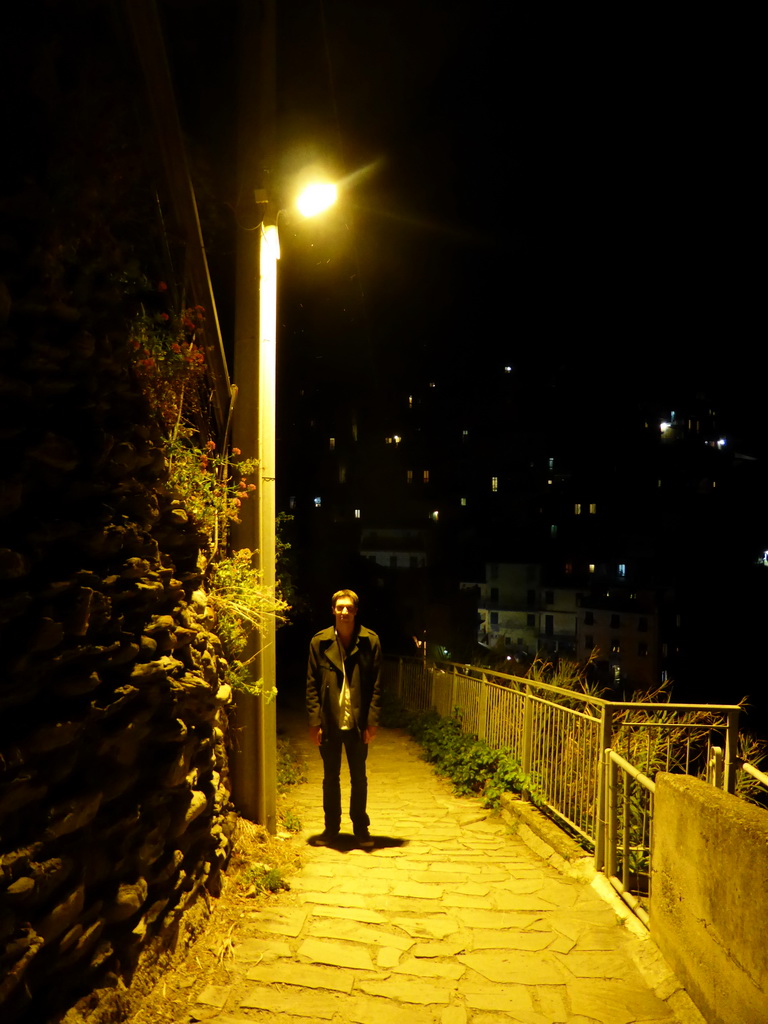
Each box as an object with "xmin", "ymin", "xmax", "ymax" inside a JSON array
[{"xmin": 333, "ymin": 597, "xmax": 357, "ymax": 631}]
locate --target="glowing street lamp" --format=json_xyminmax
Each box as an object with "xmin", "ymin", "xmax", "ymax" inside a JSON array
[
  {"xmin": 296, "ymin": 182, "xmax": 338, "ymax": 218},
  {"xmin": 244, "ymin": 180, "xmax": 337, "ymax": 831},
  {"xmin": 258, "ymin": 181, "xmax": 339, "ymax": 569}
]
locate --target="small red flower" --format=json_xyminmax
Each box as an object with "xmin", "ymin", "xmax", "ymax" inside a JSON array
[{"xmin": 158, "ymin": 281, "xmax": 168, "ymax": 292}]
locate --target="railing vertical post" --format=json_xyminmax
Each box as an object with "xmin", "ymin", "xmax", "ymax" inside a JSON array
[
  {"xmin": 724, "ymin": 708, "xmax": 740, "ymax": 794},
  {"xmin": 477, "ymin": 676, "xmax": 488, "ymax": 741},
  {"xmin": 521, "ymin": 685, "xmax": 533, "ymax": 802},
  {"xmin": 396, "ymin": 656, "xmax": 403, "ymax": 702},
  {"xmin": 621, "ymin": 771, "xmax": 630, "ymax": 891},
  {"xmin": 594, "ymin": 704, "xmax": 613, "ymax": 872},
  {"xmin": 648, "ymin": 789, "xmax": 654, "ymax": 909},
  {"xmin": 606, "ymin": 753, "xmax": 618, "ymax": 880},
  {"xmin": 707, "ymin": 745, "xmax": 724, "ymax": 788}
]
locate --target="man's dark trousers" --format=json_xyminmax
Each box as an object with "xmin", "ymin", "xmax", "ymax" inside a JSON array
[{"xmin": 319, "ymin": 722, "xmax": 369, "ymax": 835}]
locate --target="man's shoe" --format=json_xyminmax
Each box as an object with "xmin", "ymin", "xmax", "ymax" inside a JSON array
[
  {"xmin": 313, "ymin": 830, "xmax": 339, "ymax": 847},
  {"xmin": 355, "ymin": 830, "xmax": 374, "ymax": 849}
]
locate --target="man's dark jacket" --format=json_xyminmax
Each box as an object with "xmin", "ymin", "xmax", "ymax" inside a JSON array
[{"xmin": 306, "ymin": 625, "xmax": 382, "ymax": 733}]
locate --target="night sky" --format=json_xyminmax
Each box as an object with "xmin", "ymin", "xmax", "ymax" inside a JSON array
[
  {"xmin": 159, "ymin": 0, "xmax": 767, "ymax": 648},
  {"xmin": 160, "ymin": 2, "xmax": 763, "ymax": 444},
  {"xmin": 267, "ymin": 3, "xmax": 764, "ymax": 439}
]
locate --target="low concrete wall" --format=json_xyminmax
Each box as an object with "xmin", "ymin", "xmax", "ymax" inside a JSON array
[{"xmin": 651, "ymin": 773, "xmax": 768, "ymax": 1024}]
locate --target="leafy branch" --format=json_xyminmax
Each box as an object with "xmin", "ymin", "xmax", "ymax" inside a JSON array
[
  {"xmin": 207, "ymin": 549, "xmax": 289, "ymax": 699},
  {"xmin": 128, "ymin": 303, "xmax": 291, "ymax": 697}
]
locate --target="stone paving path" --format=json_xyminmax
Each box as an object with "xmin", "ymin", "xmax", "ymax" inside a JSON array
[{"xmin": 193, "ymin": 717, "xmax": 700, "ymax": 1024}]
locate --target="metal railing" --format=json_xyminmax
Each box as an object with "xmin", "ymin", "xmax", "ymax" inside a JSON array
[
  {"xmin": 385, "ymin": 656, "xmax": 743, "ymax": 922},
  {"xmin": 706, "ymin": 747, "xmax": 768, "ymax": 796},
  {"xmin": 606, "ymin": 749, "xmax": 655, "ymax": 926},
  {"xmin": 607, "ymin": 750, "xmax": 767, "ymax": 924},
  {"xmin": 741, "ymin": 760, "xmax": 768, "ymax": 790}
]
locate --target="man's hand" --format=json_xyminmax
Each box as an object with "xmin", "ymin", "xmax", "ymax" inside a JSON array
[
  {"xmin": 310, "ymin": 726, "xmax": 322, "ymax": 746},
  {"xmin": 363, "ymin": 726, "xmax": 378, "ymax": 744}
]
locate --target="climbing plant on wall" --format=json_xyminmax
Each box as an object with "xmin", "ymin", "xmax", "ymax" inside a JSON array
[{"xmin": 127, "ymin": 298, "xmax": 290, "ymax": 697}]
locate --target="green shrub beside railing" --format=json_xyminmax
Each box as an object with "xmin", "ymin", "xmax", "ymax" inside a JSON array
[{"xmin": 401, "ymin": 707, "xmax": 541, "ymax": 810}]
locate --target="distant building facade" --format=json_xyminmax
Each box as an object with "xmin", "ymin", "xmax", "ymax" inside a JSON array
[
  {"xmin": 360, "ymin": 528, "xmax": 428, "ymax": 569},
  {"xmin": 474, "ymin": 562, "xmax": 582, "ymax": 660},
  {"xmin": 577, "ymin": 589, "xmax": 661, "ymax": 690},
  {"xmin": 473, "ymin": 562, "xmax": 665, "ymax": 690}
]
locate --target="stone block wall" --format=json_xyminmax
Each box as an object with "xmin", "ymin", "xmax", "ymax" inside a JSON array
[
  {"xmin": 651, "ymin": 773, "xmax": 768, "ymax": 1024},
  {"xmin": 0, "ymin": 307, "xmax": 236, "ymax": 1024}
]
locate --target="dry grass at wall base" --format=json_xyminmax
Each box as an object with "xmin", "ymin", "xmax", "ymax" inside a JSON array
[
  {"xmin": 110, "ymin": 731, "xmax": 308, "ymax": 1024},
  {"xmin": 118, "ymin": 802, "xmax": 306, "ymax": 1024}
]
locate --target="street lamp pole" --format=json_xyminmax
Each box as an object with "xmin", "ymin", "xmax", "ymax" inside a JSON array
[
  {"xmin": 230, "ymin": 0, "xmax": 277, "ymax": 830},
  {"xmin": 255, "ymin": 220, "xmax": 280, "ymax": 831},
  {"xmin": 229, "ymin": 214, "xmax": 279, "ymax": 834},
  {"xmin": 232, "ymin": 203, "xmax": 330, "ymax": 830},
  {"xmin": 230, "ymin": 0, "xmax": 338, "ymax": 829}
]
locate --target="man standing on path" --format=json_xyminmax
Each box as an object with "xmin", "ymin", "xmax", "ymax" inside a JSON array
[{"xmin": 306, "ymin": 589, "xmax": 382, "ymax": 846}]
